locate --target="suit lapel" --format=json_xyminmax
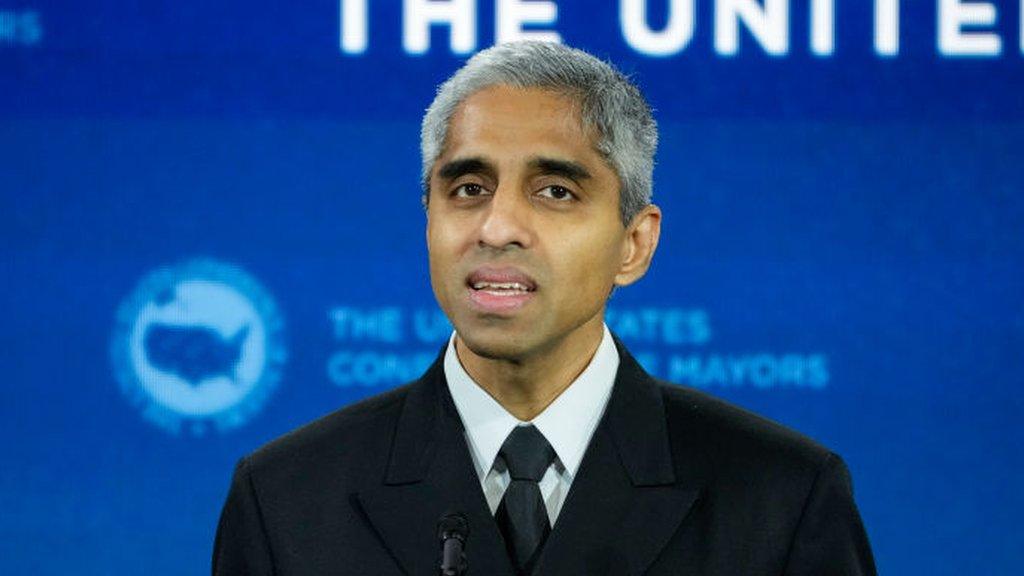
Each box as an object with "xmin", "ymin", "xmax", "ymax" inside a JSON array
[
  {"xmin": 534, "ymin": 339, "xmax": 703, "ymax": 576},
  {"xmin": 356, "ymin": 355, "xmax": 515, "ymax": 576},
  {"xmin": 357, "ymin": 337, "xmax": 705, "ymax": 576}
]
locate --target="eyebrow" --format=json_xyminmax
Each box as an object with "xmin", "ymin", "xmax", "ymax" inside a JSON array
[
  {"xmin": 437, "ymin": 157, "xmax": 495, "ymax": 181},
  {"xmin": 436, "ymin": 156, "xmax": 593, "ymax": 182},
  {"xmin": 528, "ymin": 157, "xmax": 592, "ymax": 182}
]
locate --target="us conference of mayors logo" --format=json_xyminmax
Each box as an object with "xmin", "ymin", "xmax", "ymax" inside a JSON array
[{"xmin": 111, "ymin": 258, "xmax": 287, "ymax": 436}]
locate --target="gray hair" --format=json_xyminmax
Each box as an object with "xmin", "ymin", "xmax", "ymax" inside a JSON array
[{"xmin": 420, "ymin": 41, "xmax": 658, "ymax": 226}]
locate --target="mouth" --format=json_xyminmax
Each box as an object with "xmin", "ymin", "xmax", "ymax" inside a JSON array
[{"xmin": 465, "ymin": 267, "xmax": 537, "ymax": 313}]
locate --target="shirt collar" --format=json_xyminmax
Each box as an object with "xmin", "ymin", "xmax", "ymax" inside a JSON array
[{"xmin": 444, "ymin": 324, "xmax": 620, "ymax": 483}]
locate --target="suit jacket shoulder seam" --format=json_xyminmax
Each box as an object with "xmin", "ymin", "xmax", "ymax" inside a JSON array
[
  {"xmin": 239, "ymin": 454, "xmax": 280, "ymax": 576},
  {"xmin": 778, "ymin": 450, "xmax": 838, "ymax": 571}
]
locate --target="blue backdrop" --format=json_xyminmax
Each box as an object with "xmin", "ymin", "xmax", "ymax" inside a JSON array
[{"xmin": 2, "ymin": 1, "xmax": 1022, "ymax": 573}]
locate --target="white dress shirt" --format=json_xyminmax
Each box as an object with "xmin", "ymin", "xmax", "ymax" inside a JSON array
[{"xmin": 444, "ymin": 324, "xmax": 620, "ymax": 525}]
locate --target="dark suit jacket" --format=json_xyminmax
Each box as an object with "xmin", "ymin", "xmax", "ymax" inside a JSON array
[{"xmin": 213, "ymin": 338, "xmax": 876, "ymax": 575}]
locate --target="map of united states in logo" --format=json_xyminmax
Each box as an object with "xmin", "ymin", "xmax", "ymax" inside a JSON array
[{"xmin": 111, "ymin": 259, "xmax": 287, "ymax": 436}]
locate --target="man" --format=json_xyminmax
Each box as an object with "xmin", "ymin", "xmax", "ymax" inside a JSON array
[{"xmin": 213, "ymin": 42, "xmax": 876, "ymax": 575}]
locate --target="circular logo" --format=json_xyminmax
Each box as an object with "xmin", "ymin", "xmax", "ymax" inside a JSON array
[{"xmin": 111, "ymin": 258, "xmax": 287, "ymax": 436}]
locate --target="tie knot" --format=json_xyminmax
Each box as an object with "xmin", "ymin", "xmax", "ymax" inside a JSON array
[{"xmin": 499, "ymin": 425, "xmax": 555, "ymax": 482}]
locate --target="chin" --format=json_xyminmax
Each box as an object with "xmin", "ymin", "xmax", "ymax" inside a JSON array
[{"xmin": 456, "ymin": 326, "xmax": 533, "ymax": 362}]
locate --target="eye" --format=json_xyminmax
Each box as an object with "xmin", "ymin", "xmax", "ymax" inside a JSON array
[
  {"xmin": 451, "ymin": 183, "xmax": 488, "ymax": 198},
  {"xmin": 537, "ymin": 185, "xmax": 576, "ymax": 202}
]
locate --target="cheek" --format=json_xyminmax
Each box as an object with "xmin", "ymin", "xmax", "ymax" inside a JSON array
[
  {"xmin": 429, "ymin": 212, "xmax": 472, "ymax": 250},
  {"xmin": 427, "ymin": 245, "xmax": 458, "ymax": 316},
  {"xmin": 426, "ymin": 226, "xmax": 446, "ymax": 285},
  {"xmin": 427, "ymin": 219, "xmax": 469, "ymax": 286},
  {"xmin": 552, "ymin": 232, "xmax": 622, "ymax": 297}
]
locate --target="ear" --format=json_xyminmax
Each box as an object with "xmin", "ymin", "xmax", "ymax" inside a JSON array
[
  {"xmin": 424, "ymin": 205, "xmax": 431, "ymax": 251},
  {"xmin": 613, "ymin": 204, "xmax": 662, "ymax": 287},
  {"xmin": 424, "ymin": 187, "xmax": 434, "ymax": 251}
]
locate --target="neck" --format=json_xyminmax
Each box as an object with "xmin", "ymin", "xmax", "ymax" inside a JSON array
[{"xmin": 455, "ymin": 319, "xmax": 605, "ymax": 421}]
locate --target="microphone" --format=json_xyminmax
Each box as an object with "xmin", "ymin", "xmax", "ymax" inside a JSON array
[{"xmin": 437, "ymin": 512, "xmax": 469, "ymax": 576}]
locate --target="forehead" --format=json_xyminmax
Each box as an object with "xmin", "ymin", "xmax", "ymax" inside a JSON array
[{"xmin": 442, "ymin": 85, "xmax": 600, "ymax": 160}]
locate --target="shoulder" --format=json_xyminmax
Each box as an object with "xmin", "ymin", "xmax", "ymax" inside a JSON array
[
  {"xmin": 656, "ymin": 380, "xmax": 836, "ymax": 486},
  {"xmin": 241, "ymin": 382, "xmax": 414, "ymax": 488}
]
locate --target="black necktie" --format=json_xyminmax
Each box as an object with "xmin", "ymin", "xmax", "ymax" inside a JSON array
[{"xmin": 495, "ymin": 425, "xmax": 556, "ymax": 575}]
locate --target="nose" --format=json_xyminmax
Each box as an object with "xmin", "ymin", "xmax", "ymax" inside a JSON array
[{"xmin": 477, "ymin": 185, "xmax": 532, "ymax": 250}]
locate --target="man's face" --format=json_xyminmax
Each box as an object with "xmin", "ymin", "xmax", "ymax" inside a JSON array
[{"xmin": 426, "ymin": 86, "xmax": 655, "ymax": 362}]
